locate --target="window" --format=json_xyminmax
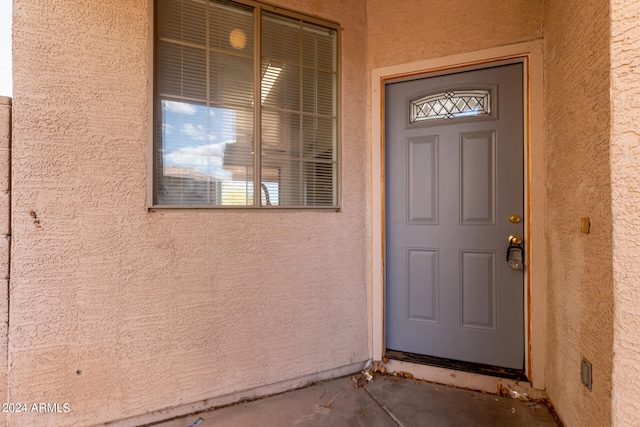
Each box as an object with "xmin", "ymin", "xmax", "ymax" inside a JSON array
[
  {"xmin": 410, "ymin": 89, "xmax": 491, "ymax": 123},
  {"xmin": 154, "ymin": 0, "xmax": 340, "ymax": 208}
]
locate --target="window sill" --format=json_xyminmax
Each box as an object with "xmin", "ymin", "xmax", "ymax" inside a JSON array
[{"xmin": 147, "ymin": 205, "xmax": 341, "ymax": 212}]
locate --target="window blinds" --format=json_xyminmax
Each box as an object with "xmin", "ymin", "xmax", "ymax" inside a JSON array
[{"xmin": 155, "ymin": 0, "xmax": 338, "ymax": 207}]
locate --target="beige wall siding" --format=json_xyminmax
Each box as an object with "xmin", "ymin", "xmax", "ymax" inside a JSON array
[
  {"xmin": 9, "ymin": 0, "xmax": 637, "ymax": 426},
  {"xmin": 0, "ymin": 96, "xmax": 10, "ymax": 427},
  {"xmin": 611, "ymin": 0, "xmax": 640, "ymax": 425},
  {"xmin": 10, "ymin": 1, "xmax": 368, "ymax": 425},
  {"xmin": 543, "ymin": 1, "xmax": 613, "ymax": 426},
  {"xmin": 366, "ymin": 0, "xmax": 543, "ymax": 69}
]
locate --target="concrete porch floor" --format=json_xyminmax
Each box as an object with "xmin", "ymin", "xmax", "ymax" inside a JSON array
[{"xmin": 150, "ymin": 374, "xmax": 560, "ymax": 427}]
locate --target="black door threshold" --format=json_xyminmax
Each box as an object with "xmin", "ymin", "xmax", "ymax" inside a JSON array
[{"xmin": 385, "ymin": 350, "xmax": 527, "ymax": 381}]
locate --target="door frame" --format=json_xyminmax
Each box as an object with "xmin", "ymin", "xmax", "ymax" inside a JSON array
[{"xmin": 370, "ymin": 40, "xmax": 546, "ymax": 389}]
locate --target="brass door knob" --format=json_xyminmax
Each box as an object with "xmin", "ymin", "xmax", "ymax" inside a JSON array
[{"xmin": 508, "ymin": 234, "xmax": 522, "ymax": 245}]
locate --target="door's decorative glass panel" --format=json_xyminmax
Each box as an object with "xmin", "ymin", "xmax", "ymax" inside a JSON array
[
  {"xmin": 407, "ymin": 249, "xmax": 439, "ymax": 324},
  {"xmin": 459, "ymin": 131, "xmax": 496, "ymax": 225},
  {"xmin": 460, "ymin": 250, "xmax": 497, "ymax": 331},
  {"xmin": 407, "ymin": 136, "xmax": 438, "ymax": 224},
  {"xmin": 410, "ymin": 89, "xmax": 491, "ymax": 123}
]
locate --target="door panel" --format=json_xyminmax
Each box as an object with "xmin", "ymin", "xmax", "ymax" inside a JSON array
[
  {"xmin": 460, "ymin": 131, "xmax": 495, "ymax": 224},
  {"xmin": 385, "ymin": 63, "xmax": 524, "ymax": 370},
  {"xmin": 407, "ymin": 248, "xmax": 439, "ymax": 323},
  {"xmin": 408, "ymin": 137, "xmax": 438, "ymax": 224},
  {"xmin": 460, "ymin": 250, "xmax": 497, "ymax": 330}
]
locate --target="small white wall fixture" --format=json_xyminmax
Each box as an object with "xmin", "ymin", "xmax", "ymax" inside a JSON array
[{"xmin": 370, "ymin": 40, "xmax": 545, "ymax": 389}]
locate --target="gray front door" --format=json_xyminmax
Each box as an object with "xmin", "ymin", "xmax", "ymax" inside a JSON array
[{"xmin": 385, "ymin": 63, "xmax": 524, "ymax": 370}]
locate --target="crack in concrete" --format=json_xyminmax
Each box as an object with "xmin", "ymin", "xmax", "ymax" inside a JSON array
[
  {"xmin": 364, "ymin": 387, "xmax": 406, "ymax": 427},
  {"xmin": 321, "ymin": 384, "xmax": 349, "ymax": 408}
]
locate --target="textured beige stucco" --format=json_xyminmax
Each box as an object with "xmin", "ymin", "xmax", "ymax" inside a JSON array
[
  {"xmin": 611, "ymin": 0, "xmax": 640, "ymax": 425},
  {"xmin": 366, "ymin": 0, "xmax": 543, "ymax": 70},
  {"xmin": 0, "ymin": 97, "xmax": 10, "ymax": 427},
  {"xmin": 10, "ymin": 1, "xmax": 368, "ymax": 425},
  {"xmin": 543, "ymin": 1, "xmax": 614, "ymax": 426},
  {"xmin": 11, "ymin": 0, "xmax": 640, "ymax": 426}
]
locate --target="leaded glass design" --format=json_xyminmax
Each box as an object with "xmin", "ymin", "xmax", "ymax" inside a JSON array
[{"xmin": 410, "ymin": 89, "xmax": 491, "ymax": 123}]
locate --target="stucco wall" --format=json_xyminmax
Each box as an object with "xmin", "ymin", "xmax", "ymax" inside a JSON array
[
  {"xmin": 10, "ymin": 1, "xmax": 368, "ymax": 425},
  {"xmin": 366, "ymin": 0, "xmax": 543, "ymax": 70},
  {"xmin": 0, "ymin": 97, "xmax": 10, "ymax": 427},
  {"xmin": 543, "ymin": 1, "xmax": 613, "ymax": 426},
  {"xmin": 610, "ymin": 0, "xmax": 640, "ymax": 425}
]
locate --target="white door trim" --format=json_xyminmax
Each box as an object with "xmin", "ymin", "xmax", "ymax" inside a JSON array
[{"xmin": 370, "ymin": 40, "xmax": 546, "ymax": 389}]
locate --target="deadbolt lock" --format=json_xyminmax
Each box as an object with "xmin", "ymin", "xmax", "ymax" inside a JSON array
[
  {"xmin": 507, "ymin": 234, "xmax": 524, "ymax": 270},
  {"xmin": 509, "ymin": 214, "xmax": 521, "ymax": 224}
]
